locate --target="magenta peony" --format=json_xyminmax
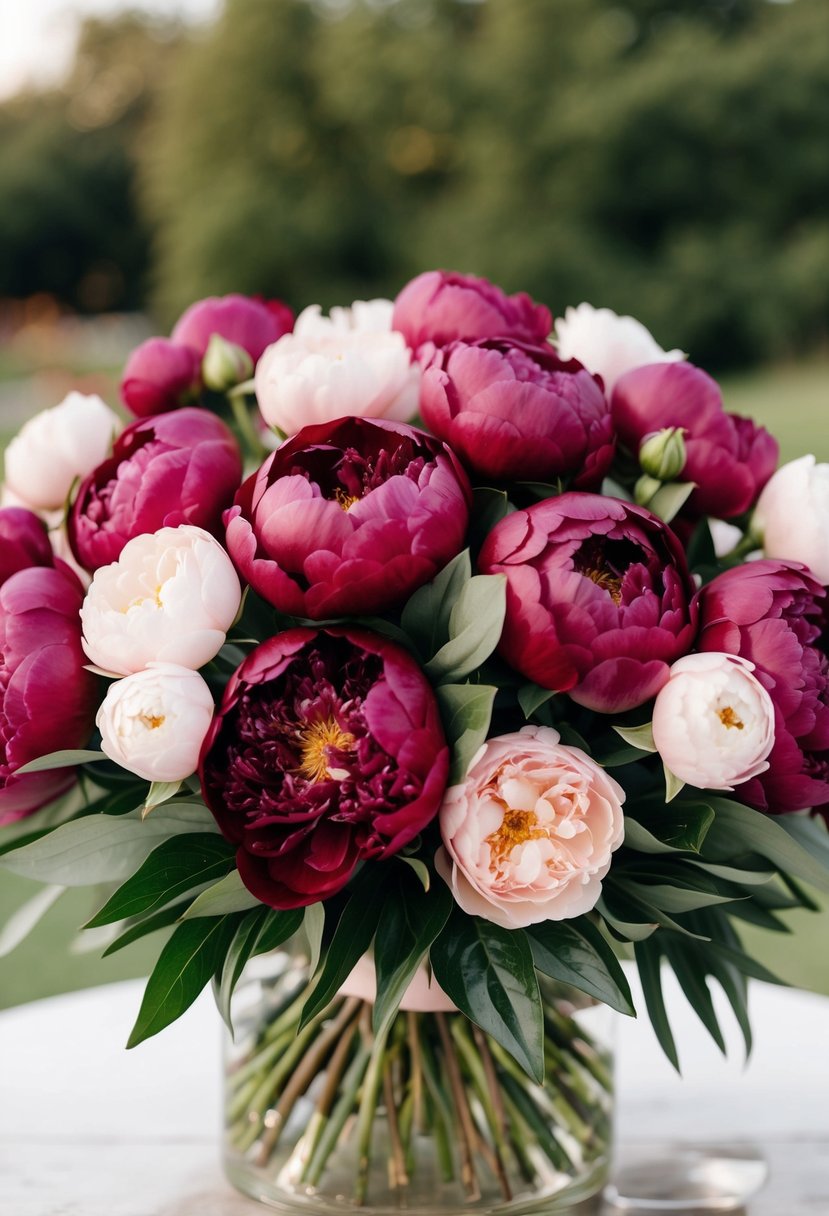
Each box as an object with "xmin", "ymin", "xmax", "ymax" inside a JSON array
[
  {"xmin": 420, "ymin": 339, "xmax": 614, "ymax": 486},
  {"xmin": 68, "ymin": 408, "xmax": 243, "ymax": 571},
  {"xmin": 611, "ymin": 362, "xmax": 778, "ymax": 519},
  {"xmin": 392, "ymin": 269, "xmax": 551, "ymax": 352},
  {"xmin": 199, "ymin": 627, "xmax": 449, "ymax": 909},
  {"xmin": 172, "ymin": 293, "xmax": 294, "ymax": 363},
  {"xmin": 0, "ymin": 567, "xmax": 99, "ymax": 824},
  {"xmin": 696, "ymin": 560, "xmax": 829, "ymax": 813},
  {"xmin": 0, "ymin": 508, "xmax": 55, "ymax": 587},
  {"xmin": 225, "ymin": 416, "xmax": 471, "ymax": 619},
  {"xmin": 120, "ymin": 337, "xmax": 201, "ymax": 418},
  {"xmin": 479, "ymin": 492, "xmax": 696, "ymax": 712}
]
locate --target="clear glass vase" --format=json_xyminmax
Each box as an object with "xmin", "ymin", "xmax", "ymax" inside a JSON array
[{"xmin": 223, "ymin": 940, "xmax": 615, "ymax": 1214}]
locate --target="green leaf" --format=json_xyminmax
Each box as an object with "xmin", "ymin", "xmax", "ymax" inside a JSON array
[
  {"xmin": 424, "ymin": 574, "xmax": 507, "ymax": 684},
  {"xmin": 468, "ymin": 487, "xmax": 511, "ymax": 554},
  {"xmin": 647, "ymin": 480, "xmax": 696, "ymax": 524},
  {"xmin": 635, "ymin": 940, "xmax": 679, "ymax": 1071},
  {"xmin": 15, "ymin": 749, "xmax": 108, "ymax": 774},
  {"xmin": 701, "ymin": 798, "xmax": 829, "ymax": 893},
  {"xmin": 776, "ymin": 813, "xmax": 829, "ymax": 870},
  {"xmin": 430, "ymin": 909, "xmax": 544, "ymax": 1084},
  {"xmin": 102, "ymin": 900, "xmax": 191, "ymax": 956},
  {"xmin": 373, "ymin": 880, "xmax": 453, "ymax": 1036},
  {"xmin": 303, "ymin": 903, "xmax": 325, "ymax": 975},
  {"xmin": 180, "ymin": 869, "xmax": 261, "ymax": 918},
  {"xmin": 611, "ymin": 723, "xmax": 656, "ymax": 753},
  {"xmin": 401, "ymin": 549, "xmax": 471, "ymax": 657},
  {"xmin": 299, "ymin": 872, "xmax": 389, "ymax": 1029},
  {"xmin": 252, "ymin": 907, "xmax": 304, "ymax": 956},
  {"xmin": 143, "ymin": 781, "xmax": 183, "ymax": 814},
  {"xmin": 686, "ymin": 859, "xmax": 774, "ymax": 886},
  {"xmin": 436, "ymin": 683, "xmax": 497, "ymax": 783},
  {"xmin": 213, "ymin": 908, "xmax": 269, "ymax": 1032},
  {"xmin": 663, "ymin": 765, "xmax": 685, "ymax": 803},
  {"xmin": 0, "ymin": 804, "xmax": 219, "ymax": 886},
  {"xmin": 605, "ymin": 883, "xmax": 710, "ymax": 940},
  {"xmin": 399, "ymin": 856, "xmax": 431, "ymax": 892},
  {"xmin": 663, "ymin": 940, "xmax": 726, "ymax": 1054},
  {"xmin": 622, "ymin": 880, "xmax": 739, "ymax": 915},
  {"xmin": 517, "ymin": 683, "xmax": 555, "ymax": 719},
  {"xmin": 0, "ymin": 884, "xmax": 65, "ymax": 958},
  {"xmin": 85, "ymin": 834, "xmax": 235, "ymax": 927},
  {"xmin": 127, "ymin": 914, "xmax": 240, "ymax": 1047},
  {"xmin": 626, "ymin": 802, "xmax": 715, "ymax": 853},
  {"xmin": 527, "ymin": 917, "xmax": 635, "ymax": 1016}
]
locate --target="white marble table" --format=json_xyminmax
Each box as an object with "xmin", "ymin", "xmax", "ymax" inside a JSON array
[{"xmin": 0, "ymin": 970, "xmax": 827, "ymax": 1215}]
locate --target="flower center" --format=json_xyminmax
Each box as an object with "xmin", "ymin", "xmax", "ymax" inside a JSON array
[
  {"xmin": 583, "ymin": 567, "xmax": 623, "ymax": 604},
  {"xmin": 297, "ymin": 714, "xmax": 355, "ymax": 783},
  {"xmin": 139, "ymin": 712, "xmax": 165, "ymax": 730},
  {"xmin": 334, "ymin": 487, "xmax": 360, "ymax": 511},
  {"xmin": 573, "ymin": 537, "xmax": 642, "ymax": 606},
  {"xmin": 485, "ymin": 809, "xmax": 547, "ymax": 871},
  {"xmin": 718, "ymin": 705, "xmax": 744, "ymax": 730}
]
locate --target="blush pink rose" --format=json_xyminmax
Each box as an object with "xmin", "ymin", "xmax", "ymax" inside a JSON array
[{"xmin": 436, "ymin": 725, "xmax": 625, "ymax": 928}]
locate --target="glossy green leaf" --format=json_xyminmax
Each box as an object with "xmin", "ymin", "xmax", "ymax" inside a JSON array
[
  {"xmin": 15, "ymin": 749, "xmax": 108, "ymax": 774},
  {"xmin": 425, "ymin": 574, "xmax": 506, "ymax": 685},
  {"xmin": 701, "ymin": 798, "xmax": 829, "ymax": 892},
  {"xmin": 143, "ymin": 781, "xmax": 183, "ymax": 814},
  {"xmin": 635, "ymin": 940, "xmax": 679, "ymax": 1071},
  {"xmin": 627, "ymin": 802, "xmax": 715, "ymax": 853},
  {"xmin": 622, "ymin": 880, "xmax": 739, "ymax": 915},
  {"xmin": 647, "ymin": 480, "xmax": 696, "ymax": 524},
  {"xmin": 399, "ymin": 856, "xmax": 431, "ymax": 892},
  {"xmin": 612, "ymin": 723, "xmax": 656, "ymax": 753},
  {"xmin": 252, "ymin": 908, "xmax": 304, "ymax": 956},
  {"xmin": 663, "ymin": 941, "xmax": 725, "ymax": 1054},
  {"xmin": 401, "ymin": 549, "xmax": 471, "ymax": 657},
  {"xmin": 436, "ymin": 683, "xmax": 497, "ymax": 783},
  {"xmin": 663, "ymin": 765, "xmax": 686, "ymax": 803},
  {"xmin": 527, "ymin": 917, "xmax": 635, "ymax": 1016},
  {"xmin": 102, "ymin": 900, "xmax": 191, "ymax": 956},
  {"xmin": 430, "ymin": 909, "xmax": 544, "ymax": 1083},
  {"xmin": 213, "ymin": 908, "xmax": 269, "ymax": 1032},
  {"xmin": 302, "ymin": 903, "xmax": 325, "ymax": 975},
  {"xmin": 181, "ymin": 869, "xmax": 262, "ymax": 918},
  {"xmin": 517, "ymin": 683, "xmax": 556, "ymax": 719},
  {"xmin": 373, "ymin": 880, "xmax": 453, "ymax": 1036},
  {"xmin": 468, "ymin": 487, "xmax": 511, "ymax": 554}
]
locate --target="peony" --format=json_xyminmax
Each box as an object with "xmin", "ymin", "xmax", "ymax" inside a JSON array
[
  {"xmin": 0, "ymin": 567, "xmax": 99, "ymax": 824},
  {"xmin": 696, "ymin": 561, "xmax": 829, "ymax": 813},
  {"xmin": 652, "ymin": 653, "xmax": 775, "ymax": 790},
  {"xmin": 420, "ymin": 339, "xmax": 614, "ymax": 486},
  {"xmin": 172, "ymin": 292, "xmax": 294, "ymax": 363},
  {"xmin": 753, "ymin": 455, "xmax": 829, "ymax": 585},
  {"xmin": 68, "ymin": 407, "xmax": 242, "ymax": 571},
  {"xmin": 479, "ymin": 492, "xmax": 696, "ymax": 712},
  {"xmin": 553, "ymin": 303, "xmax": 684, "ymax": 395},
  {"xmin": 199, "ymin": 627, "xmax": 449, "ymax": 909},
  {"xmin": 254, "ymin": 299, "xmax": 420, "ymax": 436},
  {"xmin": 120, "ymin": 337, "xmax": 201, "ymax": 418},
  {"xmin": 0, "ymin": 507, "xmax": 55, "ymax": 587},
  {"xmin": 611, "ymin": 362, "xmax": 778, "ymax": 519},
  {"xmin": 81, "ymin": 525, "xmax": 242, "ymax": 676},
  {"xmin": 97, "ymin": 664, "xmax": 215, "ymax": 783},
  {"xmin": 225, "ymin": 417, "xmax": 471, "ymax": 619},
  {"xmin": 4, "ymin": 392, "xmax": 120, "ymax": 512},
  {"xmin": 436, "ymin": 725, "xmax": 625, "ymax": 928},
  {"xmin": 392, "ymin": 269, "xmax": 551, "ymax": 353}
]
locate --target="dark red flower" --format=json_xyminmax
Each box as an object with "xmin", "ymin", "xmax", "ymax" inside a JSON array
[
  {"xmin": 697, "ymin": 560, "xmax": 829, "ymax": 813},
  {"xmin": 225, "ymin": 417, "xmax": 471, "ymax": 619},
  {"xmin": 172, "ymin": 293, "xmax": 294, "ymax": 363},
  {"xmin": 0, "ymin": 508, "xmax": 55, "ymax": 587},
  {"xmin": 68, "ymin": 407, "xmax": 243, "ymax": 571},
  {"xmin": 420, "ymin": 339, "xmax": 614, "ymax": 487},
  {"xmin": 0, "ymin": 567, "xmax": 99, "ymax": 824},
  {"xmin": 392, "ymin": 269, "xmax": 551, "ymax": 353},
  {"xmin": 479, "ymin": 492, "xmax": 697, "ymax": 712},
  {"xmin": 199, "ymin": 627, "xmax": 449, "ymax": 908},
  {"xmin": 120, "ymin": 337, "xmax": 201, "ymax": 418}
]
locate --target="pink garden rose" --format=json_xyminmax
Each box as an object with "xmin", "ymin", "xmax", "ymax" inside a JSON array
[
  {"xmin": 0, "ymin": 567, "xmax": 99, "ymax": 824},
  {"xmin": 0, "ymin": 508, "xmax": 55, "ymax": 587},
  {"xmin": 420, "ymin": 339, "xmax": 614, "ymax": 486},
  {"xmin": 392, "ymin": 270, "xmax": 551, "ymax": 353},
  {"xmin": 120, "ymin": 337, "xmax": 201, "ymax": 418},
  {"xmin": 225, "ymin": 416, "xmax": 471, "ymax": 619},
  {"xmin": 436, "ymin": 725, "xmax": 625, "ymax": 928},
  {"xmin": 479, "ymin": 492, "xmax": 696, "ymax": 712},
  {"xmin": 172, "ymin": 293, "xmax": 294, "ymax": 363},
  {"xmin": 68, "ymin": 408, "xmax": 242, "ymax": 571}
]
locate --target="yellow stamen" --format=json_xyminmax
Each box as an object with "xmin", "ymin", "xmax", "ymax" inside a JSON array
[
  {"xmin": 297, "ymin": 715, "xmax": 355, "ymax": 783},
  {"xmin": 718, "ymin": 706, "xmax": 744, "ymax": 730},
  {"xmin": 139, "ymin": 713, "xmax": 165, "ymax": 730},
  {"xmin": 485, "ymin": 809, "xmax": 547, "ymax": 872},
  {"xmin": 334, "ymin": 488, "xmax": 360, "ymax": 511},
  {"xmin": 582, "ymin": 566, "xmax": 623, "ymax": 604}
]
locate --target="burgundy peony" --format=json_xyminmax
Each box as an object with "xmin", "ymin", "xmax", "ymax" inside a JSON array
[
  {"xmin": 199, "ymin": 627, "xmax": 449, "ymax": 908},
  {"xmin": 120, "ymin": 337, "xmax": 201, "ymax": 418},
  {"xmin": 420, "ymin": 339, "xmax": 615, "ymax": 487},
  {"xmin": 697, "ymin": 561, "xmax": 829, "ymax": 813},
  {"xmin": 392, "ymin": 269, "xmax": 552, "ymax": 352},
  {"xmin": 225, "ymin": 416, "xmax": 471, "ymax": 619},
  {"xmin": 0, "ymin": 508, "xmax": 55, "ymax": 587},
  {"xmin": 479, "ymin": 492, "xmax": 697, "ymax": 712},
  {"xmin": 0, "ymin": 567, "xmax": 99, "ymax": 824},
  {"xmin": 171, "ymin": 293, "xmax": 294, "ymax": 363},
  {"xmin": 611, "ymin": 362, "xmax": 778, "ymax": 519},
  {"xmin": 68, "ymin": 408, "xmax": 243, "ymax": 571}
]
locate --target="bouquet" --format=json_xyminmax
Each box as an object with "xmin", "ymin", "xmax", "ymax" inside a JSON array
[{"xmin": 1, "ymin": 273, "xmax": 828, "ymax": 1211}]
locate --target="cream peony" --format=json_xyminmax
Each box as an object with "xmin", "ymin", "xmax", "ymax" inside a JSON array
[
  {"xmin": 436, "ymin": 725, "xmax": 625, "ymax": 928},
  {"xmin": 3, "ymin": 391, "xmax": 120, "ymax": 511},
  {"xmin": 652, "ymin": 652, "xmax": 775, "ymax": 791},
  {"xmin": 753, "ymin": 455, "xmax": 829, "ymax": 584},
  {"xmin": 254, "ymin": 299, "xmax": 420, "ymax": 436},
  {"xmin": 81, "ymin": 525, "xmax": 241, "ymax": 675},
  {"xmin": 97, "ymin": 663, "xmax": 215, "ymax": 783},
  {"xmin": 553, "ymin": 303, "xmax": 685, "ymax": 395}
]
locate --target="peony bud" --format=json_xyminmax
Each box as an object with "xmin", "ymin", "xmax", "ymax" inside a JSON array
[
  {"xmin": 639, "ymin": 427, "xmax": 687, "ymax": 482},
  {"xmin": 201, "ymin": 333, "xmax": 254, "ymax": 392},
  {"xmin": 752, "ymin": 455, "xmax": 829, "ymax": 584},
  {"xmin": 652, "ymin": 652, "xmax": 775, "ymax": 791},
  {"xmin": 97, "ymin": 663, "xmax": 215, "ymax": 783}
]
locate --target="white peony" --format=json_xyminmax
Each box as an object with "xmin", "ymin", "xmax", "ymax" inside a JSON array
[
  {"xmin": 554, "ymin": 303, "xmax": 685, "ymax": 395},
  {"xmin": 753, "ymin": 455, "xmax": 829, "ymax": 584},
  {"xmin": 81, "ymin": 525, "xmax": 241, "ymax": 675}
]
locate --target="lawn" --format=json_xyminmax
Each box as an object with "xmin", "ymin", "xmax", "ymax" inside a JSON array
[{"xmin": 0, "ymin": 356, "xmax": 827, "ymax": 1013}]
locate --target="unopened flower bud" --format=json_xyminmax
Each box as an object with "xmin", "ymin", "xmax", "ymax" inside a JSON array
[
  {"xmin": 639, "ymin": 427, "xmax": 687, "ymax": 482},
  {"xmin": 202, "ymin": 334, "xmax": 254, "ymax": 392}
]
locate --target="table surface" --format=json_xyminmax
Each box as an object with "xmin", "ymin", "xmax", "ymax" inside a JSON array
[{"xmin": 0, "ymin": 968, "xmax": 827, "ymax": 1216}]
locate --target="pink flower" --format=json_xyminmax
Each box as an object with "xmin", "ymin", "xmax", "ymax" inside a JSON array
[
  {"xmin": 0, "ymin": 508, "xmax": 55, "ymax": 587},
  {"xmin": 611, "ymin": 362, "xmax": 778, "ymax": 519},
  {"xmin": 392, "ymin": 270, "xmax": 551, "ymax": 353},
  {"xmin": 420, "ymin": 339, "xmax": 614, "ymax": 486},
  {"xmin": 68, "ymin": 408, "xmax": 243, "ymax": 571},
  {"xmin": 172, "ymin": 293, "xmax": 294, "ymax": 363},
  {"xmin": 0, "ymin": 567, "xmax": 99, "ymax": 824},
  {"xmin": 120, "ymin": 337, "xmax": 201, "ymax": 418},
  {"xmin": 436, "ymin": 725, "xmax": 625, "ymax": 928},
  {"xmin": 199, "ymin": 627, "xmax": 449, "ymax": 909},
  {"xmin": 225, "ymin": 417, "xmax": 471, "ymax": 619},
  {"xmin": 479, "ymin": 492, "xmax": 697, "ymax": 712}
]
